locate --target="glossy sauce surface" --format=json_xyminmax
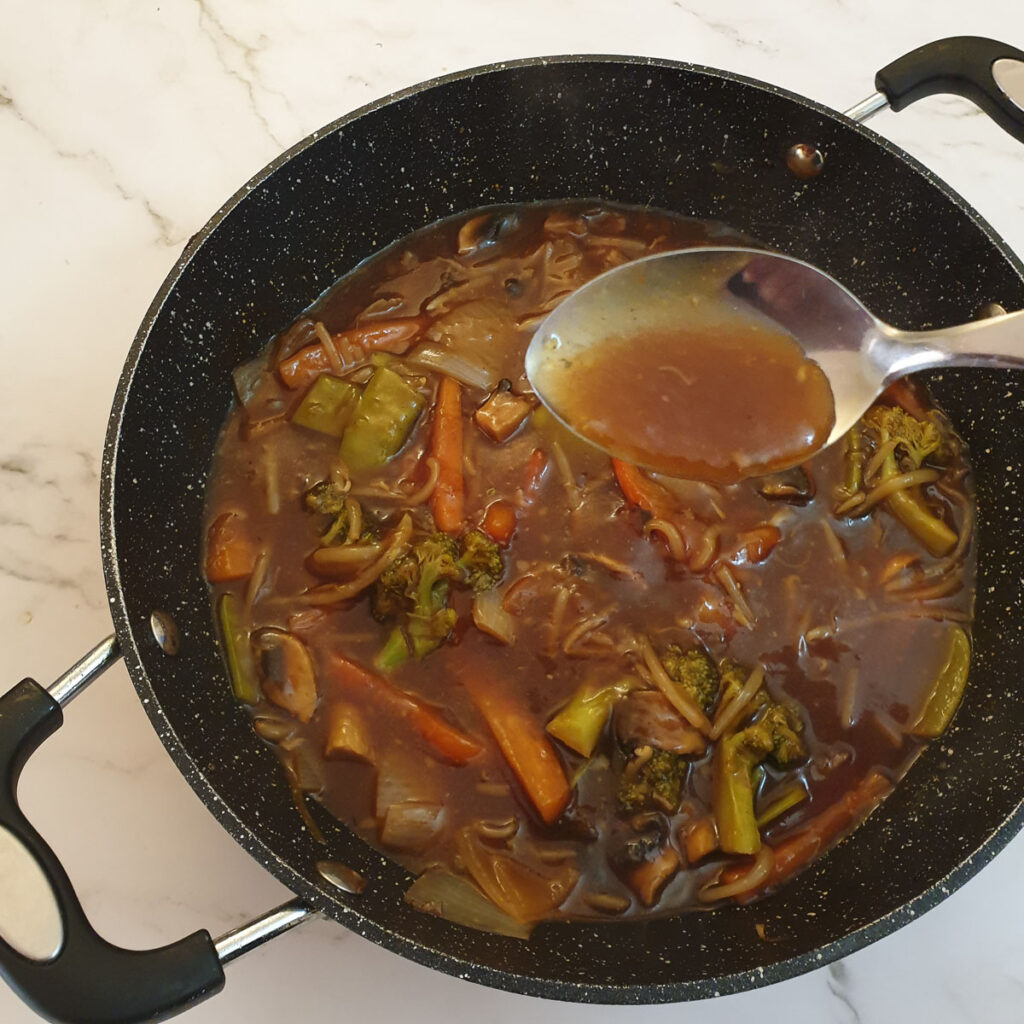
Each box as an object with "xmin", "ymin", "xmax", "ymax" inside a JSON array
[{"xmin": 546, "ymin": 322, "xmax": 835, "ymax": 482}]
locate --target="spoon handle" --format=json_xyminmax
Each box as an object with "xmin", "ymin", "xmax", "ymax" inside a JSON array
[{"xmin": 881, "ymin": 310, "xmax": 1024, "ymax": 376}]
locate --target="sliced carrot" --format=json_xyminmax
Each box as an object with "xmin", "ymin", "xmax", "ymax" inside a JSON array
[
  {"xmin": 611, "ymin": 458, "xmax": 673, "ymax": 517},
  {"xmin": 462, "ymin": 673, "xmax": 571, "ymax": 824},
  {"xmin": 277, "ymin": 318, "xmax": 426, "ymax": 390},
  {"xmin": 429, "ymin": 376, "xmax": 464, "ymax": 534},
  {"xmin": 326, "ymin": 653, "xmax": 482, "ymax": 764},
  {"xmin": 481, "ymin": 500, "xmax": 517, "ymax": 545},
  {"xmin": 205, "ymin": 512, "xmax": 257, "ymax": 582}
]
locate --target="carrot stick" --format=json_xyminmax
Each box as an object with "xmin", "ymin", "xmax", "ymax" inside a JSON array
[
  {"xmin": 205, "ymin": 512, "xmax": 257, "ymax": 582},
  {"xmin": 326, "ymin": 653, "xmax": 482, "ymax": 764},
  {"xmin": 277, "ymin": 318, "xmax": 426, "ymax": 390},
  {"xmin": 611, "ymin": 458, "xmax": 673, "ymax": 517},
  {"xmin": 429, "ymin": 376, "xmax": 464, "ymax": 533},
  {"xmin": 481, "ymin": 500, "xmax": 517, "ymax": 545},
  {"xmin": 462, "ymin": 674, "xmax": 571, "ymax": 824}
]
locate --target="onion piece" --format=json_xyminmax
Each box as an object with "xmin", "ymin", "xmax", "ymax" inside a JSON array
[
  {"xmin": 404, "ymin": 870, "xmax": 533, "ymax": 939},
  {"xmin": 697, "ymin": 845, "xmax": 775, "ymax": 902},
  {"xmin": 380, "ymin": 802, "xmax": 446, "ymax": 852},
  {"xmin": 472, "ymin": 589, "xmax": 517, "ymax": 644},
  {"xmin": 405, "ymin": 344, "xmax": 496, "ymax": 391}
]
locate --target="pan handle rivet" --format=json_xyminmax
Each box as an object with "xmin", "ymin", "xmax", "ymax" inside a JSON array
[{"xmin": 150, "ymin": 611, "xmax": 180, "ymax": 655}]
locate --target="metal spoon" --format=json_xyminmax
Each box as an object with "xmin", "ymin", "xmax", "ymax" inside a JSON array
[{"xmin": 525, "ymin": 245, "xmax": 1024, "ymax": 470}]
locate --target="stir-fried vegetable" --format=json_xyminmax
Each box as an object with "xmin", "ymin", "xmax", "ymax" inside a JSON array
[
  {"xmin": 371, "ymin": 529, "xmax": 504, "ymax": 668},
  {"xmin": 713, "ymin": 681, "xmax": 807, "ymax": 854},
  {"xmin": 859, "ymin": 405, "xmax": 957, "ymax": 556},
  {"xmin": 546, "ymin": 677, "xmax": 637, "ymax": 757},
  {"xmin": 661, "ymin": 645, "xmax": 720, "ymax": 715},
  {"xmin": 291, "ymin": 375, "xmax": 361, "ymax": 437},
  {"xmin": 206, "ymin": 511, "xmax": 257, "ymax": 582},
  {"xmin": 254, "ymin": 630, "xmax": 319, "ymax": 723},
  {"xmin": 327, "ymin": 653, "xmax": 482, "ymax": 764},
  {"xmin": 458, "ymin": 530, "xmax": 503, "ymax": 591},
  {"xmin": 481, "ymin": 500, "xmax": 517, "ymax": 545},
  {"xmin": 278, "ymin": 318, "xmax": 426, "ymax": 390},
  {"xmin": 909, "ymin": 626, "xmax": 971, "ymax": 737},
  {"xmin": 463, "ymin": 673, "xmax": 571, "ymax": 824},
  {"xmin": 323, "ymin": 702, "xmax": 374, "ymax": 762},
  {"xmin": 404, "ymin": 869, "xmax": 533, "ymax": 939},
  {"xmin": 429, "ymin": 376, "xmax": 465, "ymax": 533},
  {"xmin": 454, "ymin": 827, "xmax": 578, "ymax": 923},
  {"xmin": 617, "ymin": 748, "xmax": 687, "ymax": 815},
  {"xmin": 339, "ymin": 366, "xmax": 425, "ymax": 470},
  {"xmin": 217, "ymin": 593, "xmax": 260, "ymax": 704}
]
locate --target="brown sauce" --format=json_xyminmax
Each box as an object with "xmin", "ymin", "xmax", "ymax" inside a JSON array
[
  {"xmin": 203, "ymin": 201, "xmax": 975, "ymax": 931},
  {"xmin": 546, "ymin": 322, "xmax": 835, "ymax": 482}
]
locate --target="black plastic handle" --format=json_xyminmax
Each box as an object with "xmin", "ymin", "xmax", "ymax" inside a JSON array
[
  {"xmin": 876, "ymin": 36, "xmax": 1024, "ymax": 142},
  {"xmin": 0, "ymin": 679, "xmax": 225, "ymax": 1024}
]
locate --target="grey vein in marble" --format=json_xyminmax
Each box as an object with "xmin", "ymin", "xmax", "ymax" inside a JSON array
[
  {"xmin": 0, "ymin": 83, "xmax": 181, "ymax": 248},
  {"xmin": 193, "ymin": 0, "xmax": 295, "ymax": 149}
]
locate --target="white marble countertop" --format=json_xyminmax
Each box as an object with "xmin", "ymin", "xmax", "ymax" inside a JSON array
[{"xmin": 2, "ymin": 2, "xmax": 1024, "ymax": 1022}]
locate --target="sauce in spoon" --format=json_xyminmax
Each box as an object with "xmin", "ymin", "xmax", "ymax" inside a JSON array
[{"xmin": 540, "ymin": 320, "xmax": 835, "ymax": 484}]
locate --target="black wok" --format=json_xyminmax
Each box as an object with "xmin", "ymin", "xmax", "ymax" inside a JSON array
[{"xmin": 1, "ymin": 36, "xmax": 1024, "ymax": 1023}]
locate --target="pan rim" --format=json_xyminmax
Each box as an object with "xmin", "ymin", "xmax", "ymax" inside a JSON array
[{"xmin": 99, "ymin": 52, "xmax": 1024, "ymax": 1003}]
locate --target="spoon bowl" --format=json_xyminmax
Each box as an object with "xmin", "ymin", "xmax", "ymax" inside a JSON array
[{"xmin": 525, "ymin": 246, "xmax": 1024, "ymax": 476}]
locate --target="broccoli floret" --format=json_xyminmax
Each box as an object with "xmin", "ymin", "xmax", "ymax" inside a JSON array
[
  {"xmin": 863, "ymin": 405, "xmax": 943, "ymax": 471},
  {"xmin": 304, "ymin": 481, "xmax": 374, "ymax": 546},
  {"xmin": 718, "ymin": 658, "xmax": 748, "ymax": 708},
  {"xmin": 370, "ymin": 554, "xmax": 418, "ymax": 622},
  {"xmin": 616, "ymin": 748, "xmax": 687, "ymax": 815},
  {"xmin": 458, "ymin": 530, "xmax": 503, "ymax": 591},
  {"xmin": 662, "ymin": 644, "xmax": 720, "ymax": 714},
  {"xmin": 742, "ymin": 696, "xmax": 806, "ymax": 768},
  {"xmin": 856, "ymin": 405, "xmax": 956, "ymax": 556},
  {"xmin": 714, "ymin": 689, "xmax": 807, "ymax": 854},
  {"xmin": 372, "ymin": 532, "xmax": 464, "ymax": 668},
  {"xmin": 304, "ymin": 480, "xmax": 348, "ymax": 516}
]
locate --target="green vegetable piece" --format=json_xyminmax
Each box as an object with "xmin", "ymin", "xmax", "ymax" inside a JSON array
[
  {"xmin": 861, "ymin": 405, "xmax": 957, "ymax": 556},
  {"xmin": 547, "ymin": 678, "xmax": 637, "ymax": 757},
  {"xmin": 375, "ymin": 626, "xmax": 412, "ymax": 671},
  {"xmin": 339, "ymin": 366, "xmax": 424, "ymax": 470},
  {"xmin": 372, "ymin": 533, "xmax": 463, "ymax": 668},
  {"xmin": 662, "ymin": 645, "xmax": 720, "ymax": 715},
  {"xmin": 910, "ymin": 626, "xmax": 971, "ymax": 738},
  {"xmin": 755, "ymin": 784, "xmax": 808, "ymax": 827},
  {"xmin": 616, "ymin": 749, "xmax": 687, "ymax": 814},
  {"xmin": 713, "ymin": 730, "xmax": 769, "ymax": 854},
  {"xmin": 713, "ymin": 690, "xmax": 807, "ymax": 854},
  {"xmin": 291, "ymin": 375, "xmax": 360, "ymax": 437},
  {"xmin": 458, "ymin": 530, "xmax": 503, "ymax": 592},
  {"xmin": 217, "ymin": 592, "xmax": 260, "ymax": 704}
]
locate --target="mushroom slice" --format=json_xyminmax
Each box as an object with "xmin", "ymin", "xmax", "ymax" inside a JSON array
[{"xmin": 254, "ymin": 629, "xmax": 318, "ymax": 723}]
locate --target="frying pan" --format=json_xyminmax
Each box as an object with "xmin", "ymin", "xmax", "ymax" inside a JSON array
[{"xmin": 1, "ymin": 35, "xmax": 1024, "ymax": 1023}]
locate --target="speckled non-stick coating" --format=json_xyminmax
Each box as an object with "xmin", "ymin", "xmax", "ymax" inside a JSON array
[{"xmin": 100, "ymin": 56, "xmax": 1024, "ymax": 1002}]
